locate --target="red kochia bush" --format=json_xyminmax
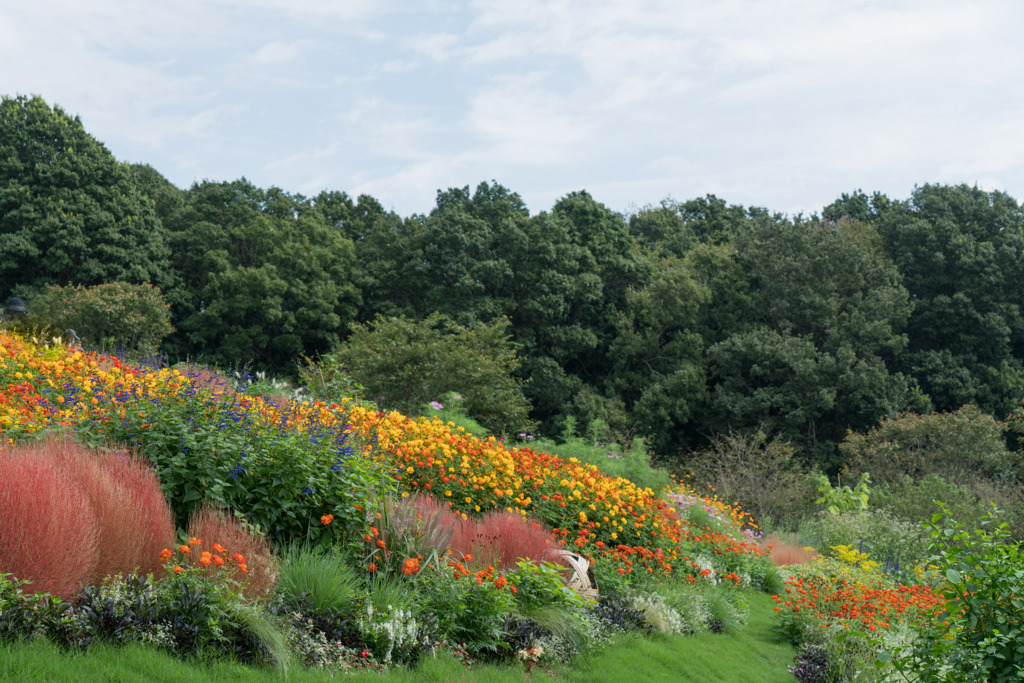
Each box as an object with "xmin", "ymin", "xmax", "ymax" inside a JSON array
[
  {"xmin": 0, "ymin": 438, "xmax": 176, "ymax": 596},
  {"xmin": 99, "ymin": 449, "xmax": 176, "ymax": 579},
  {"xmin": 449, "ymin": 510, "xmax": 558, "ymax": 570},
  {"xmin": 761, "ymin": 534, "xmax": 819, "ymax": 566},
  {"xmin": 186, "ymin": 505, "xmax": 279, "ymax": 601},
  {"xmin": 54, "ymin": 444, "xmax": 136, "ymax": 585},
  {"xmin": 0, "ymin": 444, "xmax": 100, "ymax": 598}
]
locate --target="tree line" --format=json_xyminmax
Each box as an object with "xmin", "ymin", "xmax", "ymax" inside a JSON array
[{"xmin": 4, "ymin": 94, "xmax": 1024, "ymax": 473}]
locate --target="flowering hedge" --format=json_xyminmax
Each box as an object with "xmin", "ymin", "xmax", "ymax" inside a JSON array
[{"xmin": 0, "ymin": 332, "xmax": 767, "ymax": 580}]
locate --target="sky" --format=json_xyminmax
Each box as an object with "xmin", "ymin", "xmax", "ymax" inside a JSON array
[{"xmin": 3, "ymin": 0, "xmax": 1023, "ymax": 218}]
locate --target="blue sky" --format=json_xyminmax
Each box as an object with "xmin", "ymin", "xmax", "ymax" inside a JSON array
[{"xmin": 3, "ymin": 0, "xmax": 1023, "ymax": 217}]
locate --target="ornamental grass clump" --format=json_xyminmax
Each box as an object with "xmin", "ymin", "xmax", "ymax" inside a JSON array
[
  {"xmin": 185, "ymin": 505, "xmax": 279, "ymax": 601},
  {"xmin": 449, "ymin": 510, "xmax": 559, "ymax": 570},
  {"xmin": 0, "ymin": 441, "xmax": 100, "ymax": 598},
  {"xmin": 101, "ymin": 448, "xmax": 176, "ymax": 579}
]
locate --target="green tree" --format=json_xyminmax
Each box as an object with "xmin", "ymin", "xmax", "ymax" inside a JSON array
[
  {"xmin": 833, "ymin": 184, "xmax": 1024, "ymax": 416},
  {"xmin": 703, "ymin": 218, "xmax": 922, "ymax": 468},
  {"xmin": 161, "ymin": 180, "xmax": 359, "ymax": 371},
  {"xmin": 29, "ymin": 281, "xmax": 173, "ymax": 356},
  {"xmin": 0, "ymin": 95, "xmax": 170, "ymax": 298},
  {"xmin": 331, "ymin": 313, "xmax": 530, "ymax": 434}
]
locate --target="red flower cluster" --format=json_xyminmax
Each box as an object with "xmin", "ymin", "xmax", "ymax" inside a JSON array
[{"xmin": 772, "ymin": 575, "xmax": 942, "ymax": 632}]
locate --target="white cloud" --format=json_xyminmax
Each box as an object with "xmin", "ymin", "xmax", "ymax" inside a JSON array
[{"xmin": 2, "ymin": 0, "xmax": 1023, "ymax": 217}]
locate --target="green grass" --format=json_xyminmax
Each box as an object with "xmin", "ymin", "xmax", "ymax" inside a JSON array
[{"xmin": 0, "ymin": 593, "xmax": 794, "ymax": 682}]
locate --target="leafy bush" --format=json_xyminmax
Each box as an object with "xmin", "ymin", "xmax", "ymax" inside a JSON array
[
  {"xmin": 800, "ymin": 509, "xmax": 931, "ymax": 575},
  {"xmin": 418, "ymin": 569, "xmax": 516, "ymax": 657},
  {"xmin": 888, "ymin": 506, "xmax": 1024, "ymax": 682},
  {"xmin": 840, "ymin": 405, "xmax": 1015, "ymax": 486},
  {"xmin": 504, "ymin": 560, "xmax": 586, "ymax": 615},
  {"xmin": 0, "ymin": 573, "xmax": 35, "ymax": 642},
  {"xmin": 296, "ymin": 352, "xmax": 373, "ymax": 408},
  {"xmin": 683, "ymin": 430, "xmax": 816, "ymax": 532},
  {"xmin": 29, "ymin": 282, "xmax": 173, "ymax": 357},
  {"xmin": 871, "ymin": 473, "xmax": 1023, "ymax": 533},
  {"xmin": 85, "ymin": 378, "xmax": 389, "ymax": 552},
  {"xmin": 330, "ymin": 313, "xmax": 531, "ymax": 435}
]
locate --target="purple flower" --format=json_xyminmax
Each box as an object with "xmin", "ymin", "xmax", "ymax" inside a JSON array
[{"xmin": 430, "ymin": 401, "xmax": 444, "ymax": 410}]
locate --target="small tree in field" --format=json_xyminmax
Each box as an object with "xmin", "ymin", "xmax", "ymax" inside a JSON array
[
  {"xmin": 29, "ymin": 281, "xmax": 173, "ymax": 357},
  {"xmin": 329, "ymin": 313, "xmax": 531, "ymax": 434}
]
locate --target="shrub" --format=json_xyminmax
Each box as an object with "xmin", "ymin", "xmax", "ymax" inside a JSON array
[
  {"xmin": 683, "ymin": 430, "xmax": 817, "ymax": 532},
  {"xmin": 871, "ymin": 473, "xmax": 1022, "ymax": 533},
  {"xmin": 330, "ymin": 313, "xmax": 531, "ymax": 435},
  {"xmin": 840, "ymin": 405, "xmax": 1015, "ymax": 487},
  {"xmin": 449, "ymin": 510, "xmax": 558, "ymax": 571},
  {"xmin": 800, "ymin": 509, "xmax": 931, "ymax": 578},
  {"xmin": 185, "ymin": 505, "xmax": 279, "ymax": 601},
  {"xmin": 45, "ymin": 442, "xmax": 135, "ymax": 586},
  {"xmin": 888, "ymin": 506, "xmax": 1024, "ymax": 682},
  {"xmin": 100, "ymin": 449, "xmax": 176, "ymax": 579},
  {"xmin": 0, "ymin": 442, "xmax": 100, "ymax": 598},
  {"xmin": 29, "ymin": 282, "xmax": 173, "ymax": 357}
]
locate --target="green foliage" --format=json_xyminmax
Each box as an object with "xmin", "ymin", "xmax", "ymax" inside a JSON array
[
  {"xmin": 161, "ymin": 179, "xmax": 360, "ymax": 372},
  {"xmin": 815, "ymin": 472, "xmax": 871, "ymax": 516},
  {"xmin": 683, "ymin": 430, "xmax": 816, "ymax": 532},
  {"xmin": 0, "ymin": 95, "xmax": 171, "ymax": 300},
  {"xmin": 505, "ymin": 560, "xmax": 587, "ymax": 615},
  {"xmin": 29, "ymin": 281, "xmax": 173, "ymax": 357},
  {"xmin": 296, "ymin": 353, "xmax": 373, "ymax": 409},
  {"xmin": 840, "ymin": 404, "xmax": 1016, "ymax": 486},
  {"xmin": 276, "ymin": 547, "xmax": 362, "ymax": 614},
  {"xmin": 76, "ymin": 375, "xmax": 389, "ymax": 550},
  {"xmin": 871, "ymin": 473, "xmax": 1022, "ymax": 536},
  {"xmin": 703, "ymin": 216, "xmax": 921, "ymax": 469},
  {"xmin": 418, "ymin": 570, "xmax": 516, "ymax": 657},
  {"xmin": 887, "ymin": 506, "xmax": 1024, "ymax": 682},
  {"xmin": 800, "ymin": 509, "xmax": 931, "ymax": 570},
  {"xmin": 332, "ymin": 313, "xmax": 530, "ymax": 435},
  {"xmin": 872, "ymin": 184, "xmax": 1024, "ymax": 416},
  {"xmin": 529, "ymin": 421, "xmax": 670, "ymax": 494}
]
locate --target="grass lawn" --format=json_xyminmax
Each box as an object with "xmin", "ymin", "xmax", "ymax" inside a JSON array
[{"xmin": 0, "ymin": 593, "xmax": 794, "ymax": 682}]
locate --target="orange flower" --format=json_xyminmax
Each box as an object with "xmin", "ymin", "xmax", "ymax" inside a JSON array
[
  {"xmin": 159, "ymin": 548, "xmax": 173, "ymax": 562},
  {"xmin": 232, "ymin": 552, "xmax": 245, "ymax": 564},
  {"xmin": 179, "ymin": 545, "xmax": 190, "ymax": 555},
  {"xmin": 173, "ymin": 566, "xmax": 185, "ymax": 574},
  {"xmin": 376, "ymin": 539, "xmax": 386, "ymax": 548},
  {"xmin": 189, "ymin": 537, "xmax": 202, "ymax": 546},
  {"xmin": 368, "ymin": 562, "xmax": 378, "ymax": 572},
  {"xmin": 212, "ymin": 555, "xmax": 225, "ymax": 567},
  {"xmin": 401, "ymin": 557, "xmax": 421, "ymax": 575},
  {"xmin": 211, "ymin": 543, "xmax": 226, "ymax": 554},
  {"xmin": 321, "ymin": 514, "xmax": 334, "ymax": 525}
]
